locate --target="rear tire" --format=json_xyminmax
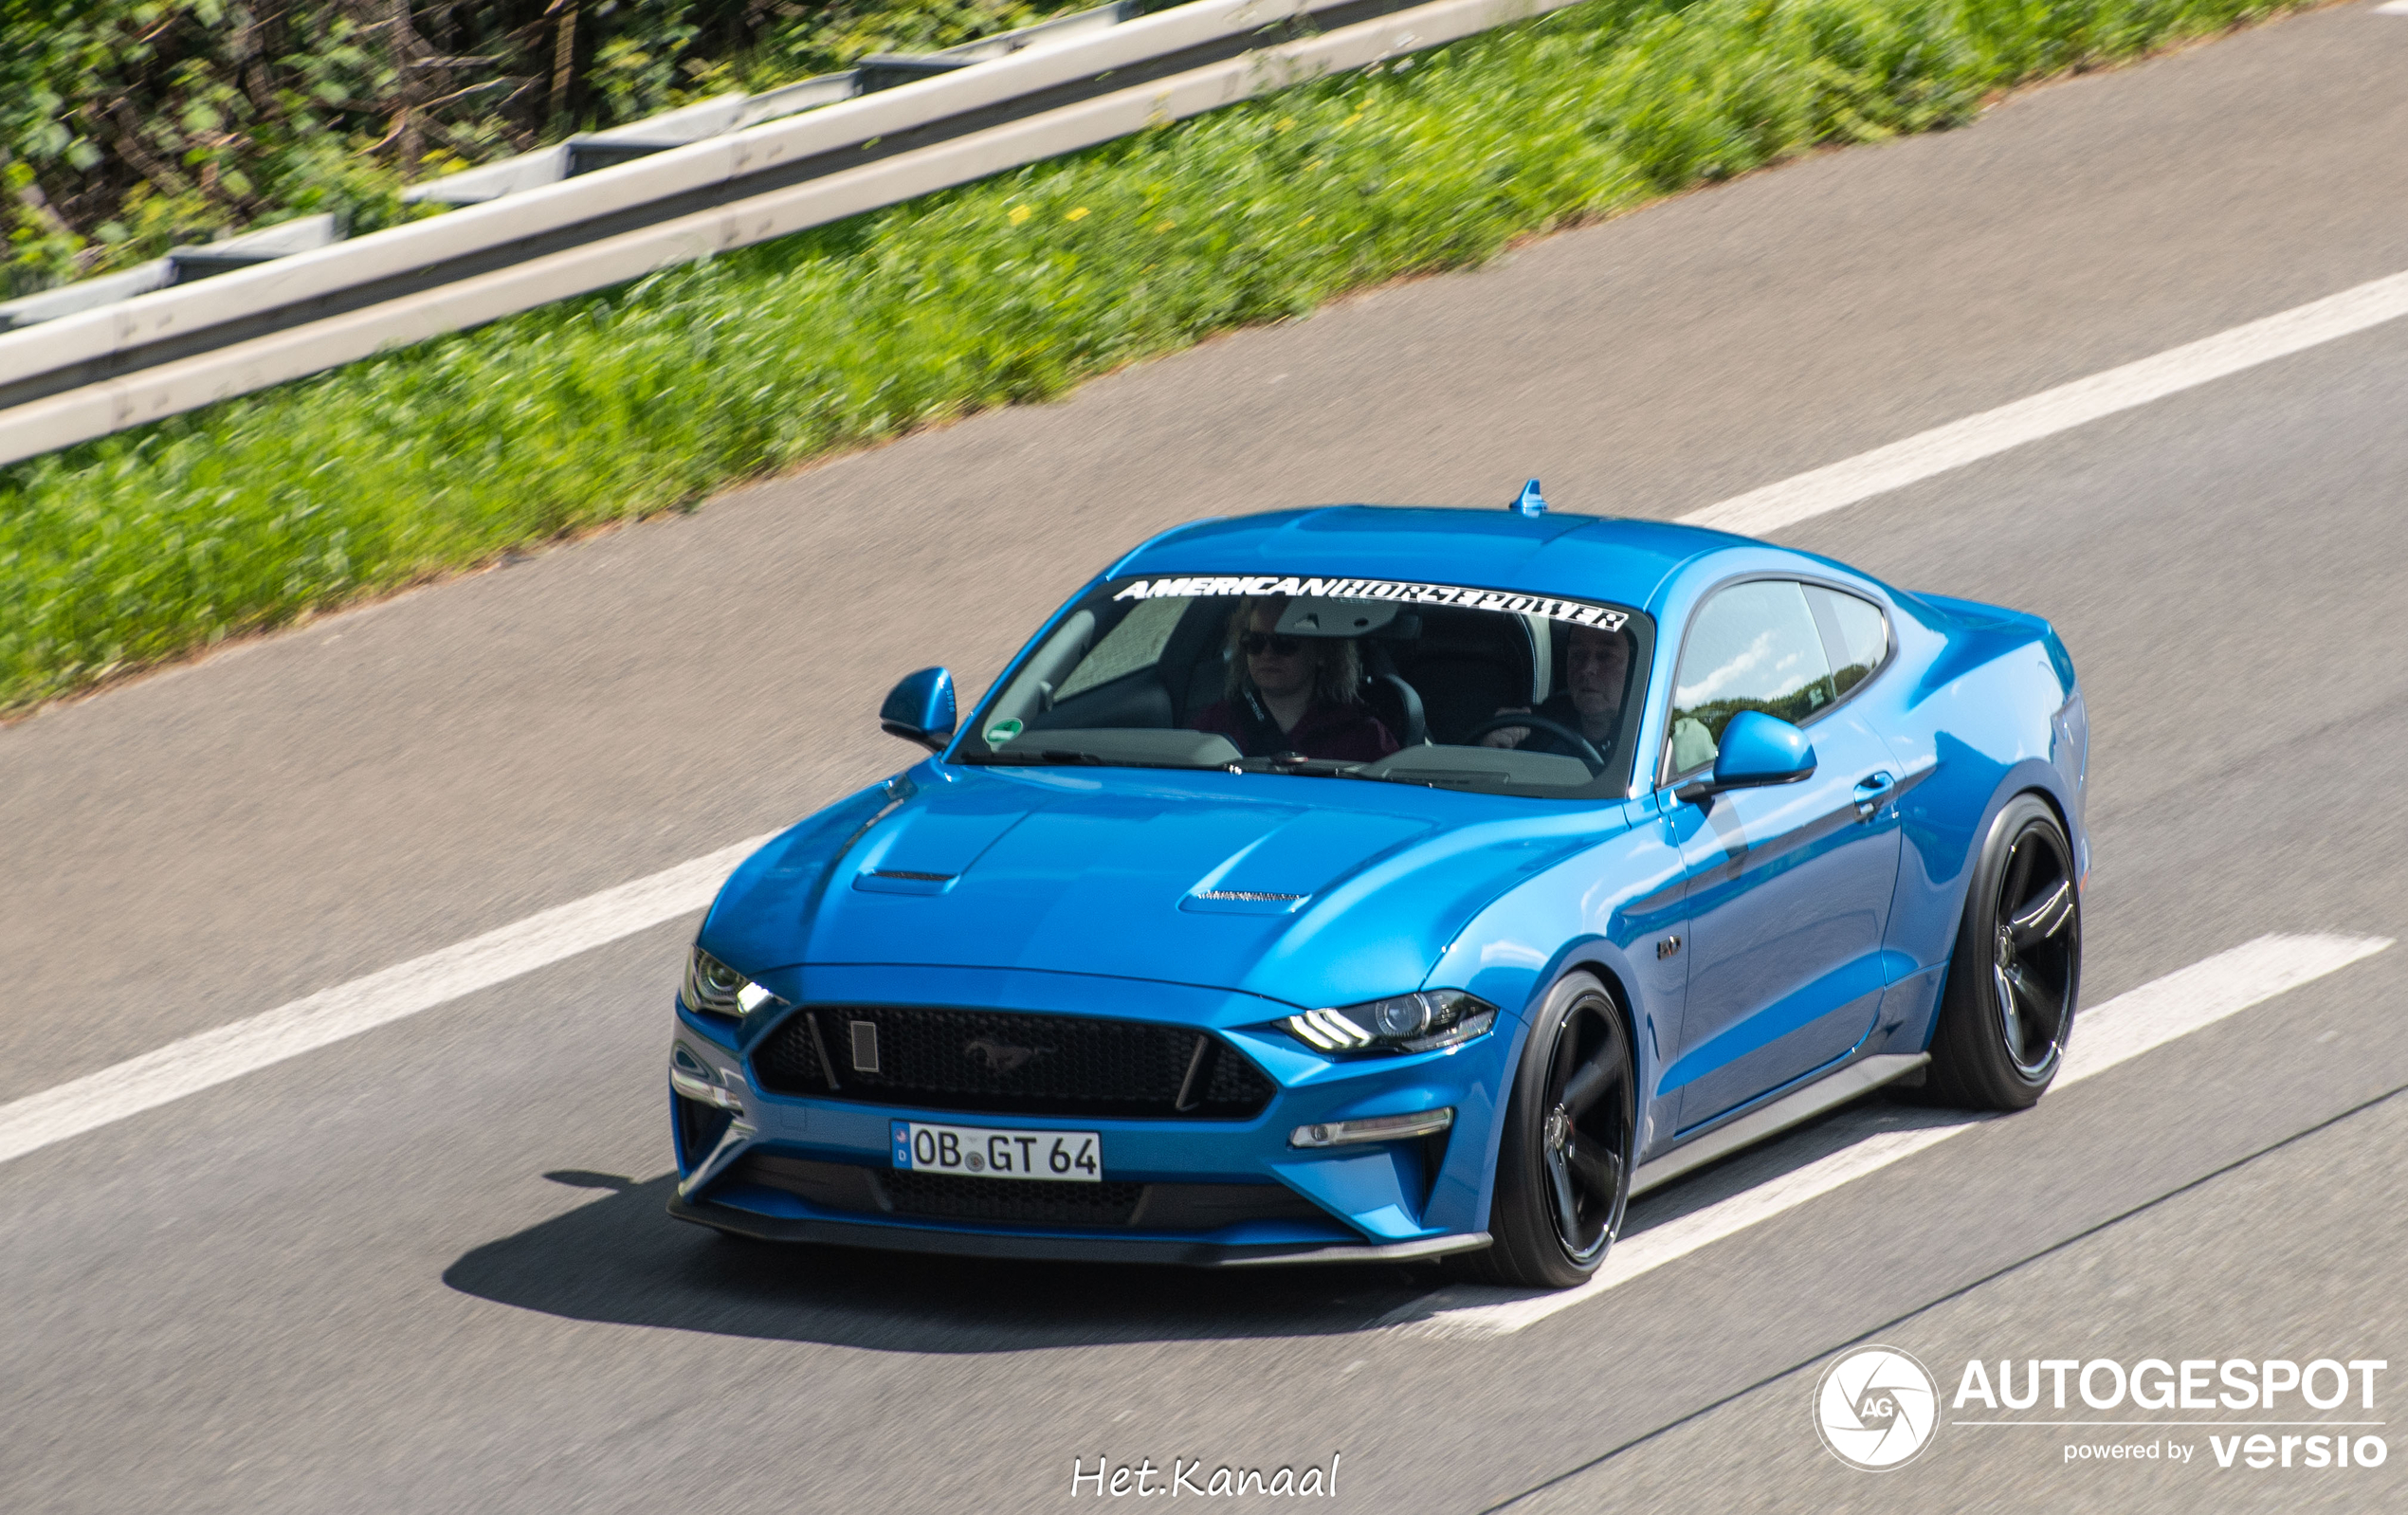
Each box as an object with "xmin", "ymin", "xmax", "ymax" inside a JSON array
[
  {"xmin": 1924, "ymin": 794, "xmax": 2082, "ymax": 1110},
  {"xmin": 1469, "ymin": 973, "xmax": 1635, "ymax": 1288}
]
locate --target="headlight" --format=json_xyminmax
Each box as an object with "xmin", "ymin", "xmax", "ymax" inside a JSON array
[
  {"xmin": 681, "ymin": 946, "xmax": 785, "ymax": 1020},
  {"xmin": 1279, "ymin": 990, "xmax": 1496, "ymax": 1055}
]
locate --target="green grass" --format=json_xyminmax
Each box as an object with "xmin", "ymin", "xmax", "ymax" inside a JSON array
[{"xmin": 0, "ymin": 0, "xmax": 2310, "ymax": 712}]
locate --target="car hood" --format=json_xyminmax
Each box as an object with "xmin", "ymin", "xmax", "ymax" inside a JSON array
[{"xmin": 702, "ymin": 764, "xmax": 1633, "ymax": 1011}]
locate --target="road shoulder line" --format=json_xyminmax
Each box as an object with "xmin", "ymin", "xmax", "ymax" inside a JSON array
[
  {"xmin": 0, "ymin": 833, "xmax": 772, "ymax": 1167},
  {"xmin": 1677, "ymin": 270, "xmax": 2408, "ymax": 536}
]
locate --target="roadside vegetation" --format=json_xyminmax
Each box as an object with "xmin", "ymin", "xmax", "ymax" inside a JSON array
[{"xmin": 0, "ymin": 0, "xmax": 2312, "ymax": 712}]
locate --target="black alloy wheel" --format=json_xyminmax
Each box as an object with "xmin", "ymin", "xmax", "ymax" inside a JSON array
[
  {"xmin": 1925, "ymin": 794, "xmax": 2083, "ymax": 1110},
  {"xmin": 1471, "ymin": 973, "xmax": 1635, "ymax": 1288}
]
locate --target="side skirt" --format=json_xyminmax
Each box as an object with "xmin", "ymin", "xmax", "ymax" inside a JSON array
[{"xmin": 1629, "ymin": 1052, "xmax": 1929, "ymax": 1197}]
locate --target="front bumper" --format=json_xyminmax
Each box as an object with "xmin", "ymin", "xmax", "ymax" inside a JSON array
[{"xmin": 667, "ymin": 965, "xmax": 1513, "ymax": 1263}]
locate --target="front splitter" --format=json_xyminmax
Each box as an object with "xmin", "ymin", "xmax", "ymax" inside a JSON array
[{"xmin": 668, "ymin": 1194, "xmax": 1487, "ymax": 1269}]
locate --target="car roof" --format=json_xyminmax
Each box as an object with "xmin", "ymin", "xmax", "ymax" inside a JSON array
[{"xmin": 1107, "ymin": 505, "xmax": 1752, "ymax": 615}]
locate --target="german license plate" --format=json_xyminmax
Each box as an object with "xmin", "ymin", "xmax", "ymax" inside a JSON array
[{"xmin": 890, "ymin": 1121, "xmax": 1103, "ymax": 1182}]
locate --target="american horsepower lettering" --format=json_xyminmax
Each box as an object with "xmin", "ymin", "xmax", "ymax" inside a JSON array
[{"xmin": 1110, "ymin": 576, "xmax": 1631, "ymax": 630}]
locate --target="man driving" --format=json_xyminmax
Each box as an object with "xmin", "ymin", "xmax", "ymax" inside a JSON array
[
  {"xmin": 1480, "ymin": 622, "xmax": 1631, "ymax": 760},
  {"xmin": 1191, "ymin": 597, "xmax": 1400, "ymax": 761}
]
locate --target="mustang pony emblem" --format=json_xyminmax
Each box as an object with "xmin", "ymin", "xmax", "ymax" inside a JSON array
[{"xmin": 963, "ymin": 1037, "xmax": 1049, "ymax": 1074}]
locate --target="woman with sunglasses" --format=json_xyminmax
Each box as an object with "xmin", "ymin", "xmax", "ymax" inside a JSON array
[{"xmin": 1190, "ymin": 598, "xmax": 1401, "ymax": 762}]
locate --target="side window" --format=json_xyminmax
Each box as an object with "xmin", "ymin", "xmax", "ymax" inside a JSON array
[
  {"xmin": 1804, "ymin": 584, "xmax": 1889, "ymax": 697},
  {"xmin": 1666, "ymin": 580, "xmax": 1836, "ymax": 776}
]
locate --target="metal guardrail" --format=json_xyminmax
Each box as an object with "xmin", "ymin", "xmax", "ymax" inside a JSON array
[
  {"xmin": 0, "ymin": 0, "xmax": 1571, "ymax": 468},
  {"xmin": 0, "ymin": 3, "xmax": 1148, "ymax": 338},
  {"xmin": 0, "ymin": 0, "xmax": 1162, "ymax": 355},
  {"xmin": 396, "ymin": 1, "xmax": 1153, "ymax": 207},
  {"xmin": 0, "ymin": 215, "xmax": 346, "ymax": 334}
]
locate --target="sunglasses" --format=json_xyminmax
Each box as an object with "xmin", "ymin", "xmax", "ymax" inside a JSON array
[{"xmin": 1239, "ymin": 632, "xmax": 1304, "ymax": 657}]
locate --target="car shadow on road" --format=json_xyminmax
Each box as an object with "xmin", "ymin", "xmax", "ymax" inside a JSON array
[{"xmin": 442, "ymin": 1171, "xmax": 1439, "ymax": 1351}]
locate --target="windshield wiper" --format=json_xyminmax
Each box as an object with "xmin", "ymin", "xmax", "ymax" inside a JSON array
[
  {"xmin": 956, "ymin": 751, "xmax": 1218, "ymax": 771},
  {"xmin": 1228, "ymin": 757, "xmax": 1384, "ymax": 780},
  {"xmin": 1230, "ymin": 755, "xmax": 1578, "ymax": 792}
]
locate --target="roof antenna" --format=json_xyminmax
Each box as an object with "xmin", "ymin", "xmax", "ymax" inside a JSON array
[{"xmin": 1510, "ymin": 478, "xmax": 1547, "ymax": 517}]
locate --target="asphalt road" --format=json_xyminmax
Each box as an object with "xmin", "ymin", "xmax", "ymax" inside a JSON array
[{"xmin": 5, "ymin": 5, "xmax": 2407, "ymax": 1511}]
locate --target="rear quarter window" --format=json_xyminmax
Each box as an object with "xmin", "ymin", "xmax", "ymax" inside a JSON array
[{"xmin": 1804, "ymin": 584, "xmax": 1890, "ymax": 697}]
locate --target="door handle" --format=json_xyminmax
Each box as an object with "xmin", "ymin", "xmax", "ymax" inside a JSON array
[{"xmin": 1852, "ymin": 772, "xmax": 1897, "ymax": 821}]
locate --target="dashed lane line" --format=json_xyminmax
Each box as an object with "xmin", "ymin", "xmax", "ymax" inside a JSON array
[{"xmin": 1385, "ymin": 933, "xmax": 2392, "ymax": 1339}]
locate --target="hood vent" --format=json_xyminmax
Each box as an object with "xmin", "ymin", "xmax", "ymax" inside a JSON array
[
  {"xmin": 1182, "ymin": 887, "xmax": 1308, "ymax": 916},
  {"xmin": 855, "ymin": 867, "xmax": 958, "ymax": 896}
]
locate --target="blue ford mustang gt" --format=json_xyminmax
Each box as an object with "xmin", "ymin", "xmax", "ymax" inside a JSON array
[{"xmin": 665, "ymin": 491, "xmax": 2088, "ymax": 1287}]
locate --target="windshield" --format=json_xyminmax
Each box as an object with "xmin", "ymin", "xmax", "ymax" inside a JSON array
[{"xmin": 955, "ymin": 575, "xmax": 1652, "ymax": 797}]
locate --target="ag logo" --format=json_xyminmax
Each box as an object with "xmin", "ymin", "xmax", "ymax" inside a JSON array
[{"xmin": 1814, "ymin": 1345, "xmax": 1939, "ymax": 1470}]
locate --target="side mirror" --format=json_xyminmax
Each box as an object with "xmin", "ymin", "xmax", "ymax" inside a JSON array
[
  {"xmin": 1676, "ymin": 710, "xmax": 1815, "ymax": 805},
  {"xmin": 880, "ymin": 666, "xmax": 957, "ymax": 752}
]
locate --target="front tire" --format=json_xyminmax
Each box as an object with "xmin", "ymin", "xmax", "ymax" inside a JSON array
[
  {"xmin": 1470, "ymin": 973, "xmax": 1635, "ymax": 1288},
  {"xmin": 1925, "ymin": 794, "xmax": 2082, "ymax": 1110}
]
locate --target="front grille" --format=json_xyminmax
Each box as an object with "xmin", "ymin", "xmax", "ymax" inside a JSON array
[
  {"xmin": 718, "ymin": 1150, "xmax": 1329, "ymax": 1232},
  {"xmin": 752, "ymin": 1005, "xmax": 1275, "ymax": 1119},
  {"xmin": 755, "ymin": 1010, "xmax": 829, "ymax": 1088}
]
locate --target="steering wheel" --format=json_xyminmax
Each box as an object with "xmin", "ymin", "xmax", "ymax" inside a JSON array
[{"xmin": 1458, "ymin": 714, "xmax": 1606, "ymax": 774}]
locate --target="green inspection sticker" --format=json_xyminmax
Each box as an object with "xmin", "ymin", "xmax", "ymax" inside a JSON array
[{"xmin": 985, "ymin": 719, "xmax": 1024, "ymax": 744}]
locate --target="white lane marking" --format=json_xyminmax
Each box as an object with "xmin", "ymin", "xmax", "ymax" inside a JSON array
[
  {"xmin": 2377, "ymin": 1, "xmax": 2408, "ymax": 15},
  {"xmin": 1388, "ymin": 933, "xmax": 2391, "ymax": 1339},
  {"xmin": 0, "ymin": 834, "xmax": 773, "ymax": 1168},
  {"xmin": 12, "ymin": 269, "xmax": 2408, "ymax": 1172},
  {"xmin": 1677, "ymin": 270, "xmax": 2408, "ymax": 537},
  {"xmin": 2051, "ymin": 933, "xmax": 2391, "ymax": 1085}
]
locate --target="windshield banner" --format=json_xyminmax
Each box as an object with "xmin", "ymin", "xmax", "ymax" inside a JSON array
[{"xmin": 1110, "ymin": 575, "xmax": 1630, "ymax": 631}]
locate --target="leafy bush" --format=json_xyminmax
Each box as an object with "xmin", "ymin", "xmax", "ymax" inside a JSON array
[{"xmin": 0, "ymin": 0, "xmax": 1098, "ymax": 295}]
